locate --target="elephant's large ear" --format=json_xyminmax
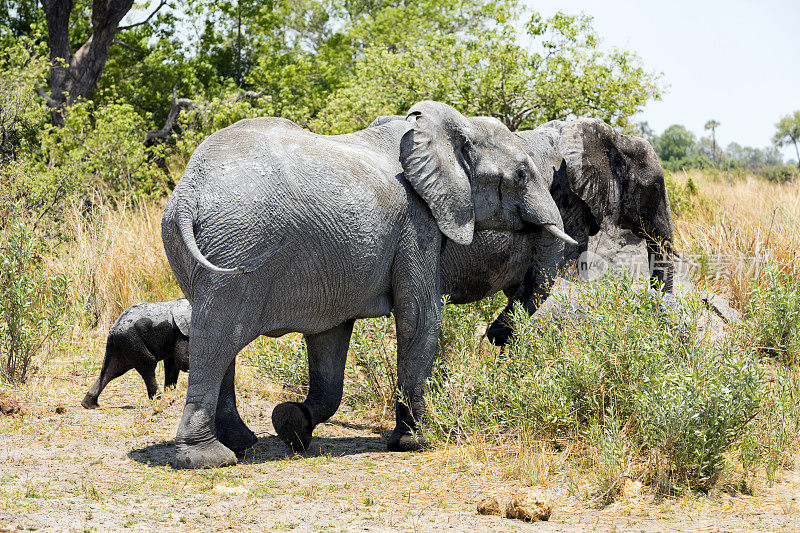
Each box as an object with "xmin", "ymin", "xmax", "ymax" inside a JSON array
[
  {"xmin": 171, "ymin": 299, "xmax": 191, "ymax": 337},
  {"xmin": 557, "ymin": 119, "xmax": 624, "ymax": 227},
  {"xmin": 399, "ymin": 101, "xmax": 475, "ymax": 246}
]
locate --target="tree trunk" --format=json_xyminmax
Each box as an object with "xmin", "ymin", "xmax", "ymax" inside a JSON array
[{"xmin": 40, "ymin": 0, "xmax": 147, "ymax": 125}]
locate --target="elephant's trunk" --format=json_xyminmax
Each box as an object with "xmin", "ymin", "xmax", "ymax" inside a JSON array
[
  {"xmin": 643, "ymin": 194, "xmax": 675, "ymax": 295},
  {"xmin": 646, "ymin": 238, "xmax": 674, "ymax": 294},
  {"xmin": 519, "ymin": 184, "xmax": 577, "ymax": 246}
]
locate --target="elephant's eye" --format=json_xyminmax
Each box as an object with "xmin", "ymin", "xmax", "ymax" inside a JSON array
[{"xmin": 515, "ymin": 168, "xmax": 527, "ymax": 183}]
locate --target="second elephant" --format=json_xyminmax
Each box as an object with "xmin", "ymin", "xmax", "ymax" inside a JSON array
[{"xmin": 372, "ymin": 116, "xmax": 675, "ymax": 346}]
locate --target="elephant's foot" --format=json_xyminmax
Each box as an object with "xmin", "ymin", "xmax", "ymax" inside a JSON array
[
  {"xmin": 81, "ymin": 393, "xmax": 99, "ymax": 410},
  {"xmin": 216, "ymin": 415, "xmax": 258, "ymax": 454},
  {"xmin": 272, "ymin": 402, "xmax": 313, "ymax": 452},
  {"xmin": 387, "ymin": 429, "xmax": 429, "ymax": 452},
  {"xmin": 174, "ymin": 439, "xmax": 238, "ymax": 469},
  {"xmin": 485, "ymin": 323, "xmax": 513, "ymax": 347}
]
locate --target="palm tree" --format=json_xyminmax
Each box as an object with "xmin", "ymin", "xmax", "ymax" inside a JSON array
[{"xmin": 704, "ymin": 120, "xmax": 720, "ymax": 163}]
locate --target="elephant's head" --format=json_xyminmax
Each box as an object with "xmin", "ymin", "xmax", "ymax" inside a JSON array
[
  {"xmin": 519, "ymin": 119, "xmax": 675, "ymax": 294},
  {"xmin": 398, "ymin": 101, "xmax": 574, "ymax": 249}
]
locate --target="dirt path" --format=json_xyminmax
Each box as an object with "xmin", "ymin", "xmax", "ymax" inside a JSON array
[{"xmin": 1, "ymin": 365, "xmax": 799, "ymax": 532}]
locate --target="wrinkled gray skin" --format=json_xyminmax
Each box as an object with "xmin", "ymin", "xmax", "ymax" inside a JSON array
[
  {"xmin": 161, "ymin": 101, "xmax": 568, "ymax": 469},
  {"xmin": 372, "ymin": 116, "xmax": 675, "ymax": 346},
  {"xmin": 82, "ymin": 299, "xmax": 191, "ymax": 409}
]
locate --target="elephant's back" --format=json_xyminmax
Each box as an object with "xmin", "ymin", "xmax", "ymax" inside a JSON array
[{"xmin": 164, "ymin": 120, "xmax": 413, "ymax": 332}]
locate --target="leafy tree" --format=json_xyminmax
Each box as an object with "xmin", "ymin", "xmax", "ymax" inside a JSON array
[
  {"xmin": 312, "ymin": 10, "xmax": 662, "ymax": 133},
  {"xmin": 634, "ymin": 121, "xmax": 656, "ymax": 144},
  {"xmin": 773, "ymin": 111, "xmax": 800, "ymax": 170},
  {"xmin": 655, "ymin": 125, "xmax": 696, "ymax": 162},
  {"xmin": 38, "ymin": 0, "xmax": 170, "ymax": 125}
]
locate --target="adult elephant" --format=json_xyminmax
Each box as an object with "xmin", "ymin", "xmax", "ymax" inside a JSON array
[
  {"xmin": 371, "ymin": 116, "xmax": 675, "ymax": 346},
  {"xmin": 161, "ymin": 101, "xmax": 575, "ymax": 468}
]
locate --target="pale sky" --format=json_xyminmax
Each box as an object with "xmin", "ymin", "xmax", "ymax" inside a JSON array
[{"xmin": 525, "ymin": 0, "xmax": 800, "ymax": 160}]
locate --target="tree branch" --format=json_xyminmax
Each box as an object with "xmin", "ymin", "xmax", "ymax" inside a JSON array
[
  {"xmin": 145, "ymin": 85, "xmax": 270, "ymax": 144},
  {"xmin": 36, "ymin": 87, "xmax": 58, "ymax": 109},
  {"xmin": 144, "ymin": 87, "xmax": 197, "ymax": 143},
  {"xmin": 118, "ymin": 0, "xmax": 168, "ymax": 31},
  {"xmin": 111, "ymin": 39, "xmax": 145, "ymax": 53}
]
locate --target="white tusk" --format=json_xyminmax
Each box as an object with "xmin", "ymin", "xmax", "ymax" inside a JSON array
[{"xmin": 544, "ymin": 224, "xmax": 579, "ymax": 246}]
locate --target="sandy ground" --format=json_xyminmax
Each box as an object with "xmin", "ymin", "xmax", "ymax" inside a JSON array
[{"xmin": 1, "ymin": 362, "xmax": 799, "ymax": 532}]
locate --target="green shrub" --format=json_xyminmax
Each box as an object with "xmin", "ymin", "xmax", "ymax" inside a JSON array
[
  {"xmin": 757, "ymin": 164, "xmax": 799, "ymax": 184},
  {"xmin": 346, "ymin": 315, "xmax": 397, "ymax": 415},
  {"xmin": 39, "ymin": 100, "xmax": 169, "ymax": 197},
  {"xmin": 665, "ymin": 173, "xmax": 707, "ymax": 218},
  {"xmin": 246, "ymin": 335, "xmax": 309, "ymax": 399},
  {"xmin": 425, "ymin": 278, "xmax": 764, "ymax": 492},
  {"xmin": 0, "ymin": 215, "xmax": 71, "ymax": 383},
  {"xmin": 744, "ymin": 264, "xmax": 800, "ymax": 365}
]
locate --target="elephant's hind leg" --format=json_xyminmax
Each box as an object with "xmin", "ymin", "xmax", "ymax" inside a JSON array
[
  {"xmin": 163, "ymin": 356, "xmax": 180, "ymax": 389},
  {"xmin": 174, "ymin": 298, "xmax": 256, "ymax": 469},
  {"xmin": 215, "ymin": 358, "xmax": 257, "ymax": 454},
  {"xmin": 273, "ymin": 319, "xmax": 354, "ymax": 452},
  {"xmin": 82, "ymin": 351, "xmax": 131, "ymax": 409}
]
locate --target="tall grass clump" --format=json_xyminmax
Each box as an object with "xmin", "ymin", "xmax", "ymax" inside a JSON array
[
  {"xmin": 425, "ymin": 277, "xmax": 764, "ymax": 493},
  {"xmin": 56, "ymin": 198, "xmax": 181, "ymax": 329},
  {"xmin": 671, "ymin": 171, "xmax": 800, "ymax": 308}
]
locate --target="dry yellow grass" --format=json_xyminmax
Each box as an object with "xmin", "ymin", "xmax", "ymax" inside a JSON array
[
  {"xmin": 48, "ymin": 198, "xmax": 182, "ymax": 331},
  {"xmin": 672, "ymin": 171, "xmax": 799, "ymax": 309}
]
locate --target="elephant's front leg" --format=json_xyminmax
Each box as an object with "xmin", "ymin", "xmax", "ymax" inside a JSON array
[
  {"xmin": 485, "ymin": 285, "xmax": 520, "ymax": 347},
  {"xmin": 272, "ymin": 319, "xmax": 355, "ymax": 452},
  {"xmin": 215, "ymin": 358, "xmax": 257, "ymax": 454},
  {"xmin": 388, "ymin": 277, "xmax": 441, "ymax": 452}
]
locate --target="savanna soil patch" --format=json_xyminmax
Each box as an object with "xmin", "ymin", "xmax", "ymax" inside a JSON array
[{"xmin": 1, "ymin": 354, "xmax": 798, "ymax": 532}]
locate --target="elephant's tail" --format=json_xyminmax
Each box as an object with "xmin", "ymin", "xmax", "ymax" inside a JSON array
[{"xmin": 176, "ymin": 197, "xmax": 244, "ymax": 275}]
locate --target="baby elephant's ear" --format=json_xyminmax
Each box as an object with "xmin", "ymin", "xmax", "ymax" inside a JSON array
[{"xmin": 171, "ymin": 299, "xmax": 191, "ymax": 337}]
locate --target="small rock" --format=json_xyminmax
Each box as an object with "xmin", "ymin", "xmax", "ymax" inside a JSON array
[
  {"xmin": 505, "ymin": 491, "xmax": 552, "ymax": 522},
  {"xmin": 703, "ymin": 293, "xmax": 741, "ymax": 325},
  {"xmin": 55, "ymin": 404, "xmax": 66, "ymax": 414},
  {"xmin": 476, "ymin": 496, "xmax": 501, "ymax": 516},
  {"xmin": 212, "ymin": 484, "xmax": 249, "ymax": 496},
  {"xmin": 622, "ymin": 477, "xmax": 644, "ymax": 498},
  {"xmin": 0, "ymin": 396, "xmax": 21, "ymax": 416}
]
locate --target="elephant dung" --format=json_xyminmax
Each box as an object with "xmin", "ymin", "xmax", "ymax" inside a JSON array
[
  {"xmin": 504, "ymin": 491, "xmax": 552, "ymax": 522},
  {"xmin": 476, "ymin": 496, "xmax": 502, "ymax": 516},
  {"xmin": 0, "ymin": 395, "xmax": 21, "ymax": 416}
]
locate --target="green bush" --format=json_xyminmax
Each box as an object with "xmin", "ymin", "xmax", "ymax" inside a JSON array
[
  {"xmin": 665, "ymin": 173, "xmax": 706, "ymax": 218},
  {"xmin": 425, "ymin": 278, "xmax": 764, "ymax": 492},
  {"xmin": 744, "ymin": 264, "xmax": 800, "ymax": 365},
  {"xmin": 346, "ymin": 315, "xmax": 397, "ymax": 414},
  {"xmin": 39, "ymin": 100, "xmax": 169, "ymax": 197},
  {"xmin": 757, "ymin": 164, "xmax": 799, "ymax": 184},
  {"xmin": 0, "ymin": 215, "xmax": 71, "ymax": 383}
]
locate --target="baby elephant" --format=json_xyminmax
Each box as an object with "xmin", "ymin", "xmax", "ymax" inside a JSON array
[{"xmin": 82, "ymin": 299, "xmax": 191, "ymax": 409}]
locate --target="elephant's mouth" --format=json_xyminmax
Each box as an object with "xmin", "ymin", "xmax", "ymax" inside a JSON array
[{"xmin": 518, "ymin": 221, "xmax": 579, "ymax": 246}]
